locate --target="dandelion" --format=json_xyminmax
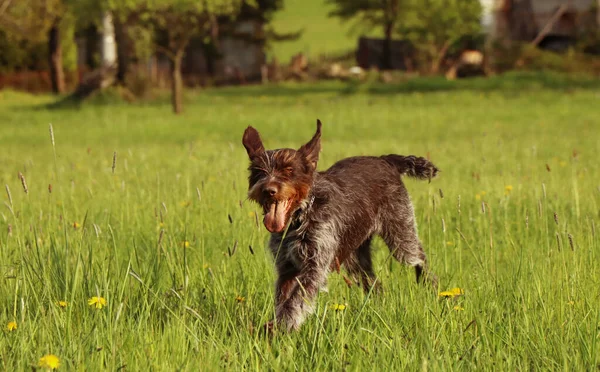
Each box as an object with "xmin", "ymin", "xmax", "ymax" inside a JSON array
[
  {"xmin": 182, "ymin": 240, "xmax": 190, "ymax": 248},
  {"xmin": 480, "ymin": 191, "xmax": 486, "ymax": 196},
  {"xmin": 73, "ymin": 222, "xmax": 81, "ymax": 229},
  {"xmin": 38, "ymin": 354, "xmax": 60, "ymax": 370},
  {"xmin": 559, "ymin": 161, "xmax": 567, "ymax": 167},
  {"xmin": 235, "ymin": 295, "xmax": 245, "ymax": 303},
  {"xmin": 453, "ymin": 305, "xmax": 464, "ymax": 311},
  {"xmin": 475, "ymin": 194, "xmax": 481, "ymax": 201},
  {"xmin": 179, "ymin": 200, "xmax": 191, "ymax": 208},
  {"xmin": 567, "ymin": 300, "xmax": 575, "ymax": 306},
  {"xmin": 330, "ymin": 303, "xmax": 347, "ymax": 311},
  {"xmin": 7, "ymin": 321, "xmax": 17, "ymax": 331},
  {"xmin": 450, "ymin": 287, "xmax": 464, "ymax": 296},
  {"xmin": 446, "ymin": 241, "xmax": 454, "ymax": 246},
  {"xmin": 504, "ymin": 185, "xmax": 513, "ymax": 195},
  {"xmin": 88, "ymin": 296, "xmax": 107, "ymax": 309},
  {"xmin": 203, "ymin": 263, "xmax": 209, "ymax": 269},
  {"xmin": 439, "ymin": 287, "xmax": 464, "ymax": 299},
  {"xmin": 56, "ymin": 300, "xmax": 68, "ymax": 308}
]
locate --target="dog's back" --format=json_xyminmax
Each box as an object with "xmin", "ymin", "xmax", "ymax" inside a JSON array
[{"xmin": 310, "ymin": 155, "xmax": 438, "ymax": 273}]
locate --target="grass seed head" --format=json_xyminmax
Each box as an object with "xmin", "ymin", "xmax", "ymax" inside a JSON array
[
  {"xmin": 18, "ymin": 172, "xmax": 28, "ymax": 194},
  {"xmin": 49, "ymin": 123, "xmax": 55, "ymax": 148},
  {"xmin": 568, "ymin": 233, "xmax": 574, "ymax": 250},
  {"xmin": 5, "ymin": 184, "xmax": 12, "ymax": 207}
]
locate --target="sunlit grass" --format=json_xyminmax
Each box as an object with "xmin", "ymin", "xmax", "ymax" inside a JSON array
[{"xmin": 1, "ymin": 74, "xmax": 599, "ymax": 370}]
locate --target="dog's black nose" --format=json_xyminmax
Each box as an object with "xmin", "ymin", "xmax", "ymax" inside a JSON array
[{"xmin": 265, "ymin": 186, "xmax": 278, "ymax": 196}]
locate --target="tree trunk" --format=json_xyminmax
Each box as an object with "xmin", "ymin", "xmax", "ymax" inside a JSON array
[
  {"xmin": 171, "ymin": 51, "xmax": 184, "ymax": 114},
  {"xmin": 382, "ymin": 22, "xmax": 393, "ymax": 70},
  {"xmin": 48, "ymin": 19, "xmax": 66, "ymax": 94},
  {"xmin": 114, "ymin": 16, "xmax": 129, "ymax": 84},
  {"xmin": 505, "ymin": 0, "xmax": 538, "ymax": 41},
  {"xmin": 431, "ymin": 41, "xmax": 451, "ymax": 74}
]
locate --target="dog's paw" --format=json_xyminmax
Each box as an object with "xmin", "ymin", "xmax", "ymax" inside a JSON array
[{"xmin": 261, "ymin": 321, "xmax": 276, "ymax": 337}]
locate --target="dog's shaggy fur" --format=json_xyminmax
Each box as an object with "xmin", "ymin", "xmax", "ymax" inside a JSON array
[{"xmin": 243, "ymin": 120, "xmax": 438, "ymax": 331}]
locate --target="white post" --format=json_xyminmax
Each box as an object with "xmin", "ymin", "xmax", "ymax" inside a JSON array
[
  {"xmin": 101, "ymin": 11, "xmax": 117, "ymax": 68},
  {"xmin": 480, "ymin": 0, "xmax": 498, "ymax": 39}
]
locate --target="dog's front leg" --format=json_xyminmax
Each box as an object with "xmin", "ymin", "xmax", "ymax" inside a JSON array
[{"xmin": 276, "ymin": 246, "xmax": 335, "ymax": 331}]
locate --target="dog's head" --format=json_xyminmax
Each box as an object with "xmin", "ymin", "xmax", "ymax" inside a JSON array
[{"xmin": 242, "ymin": 120, "xmax": 322, "ymax": 233}]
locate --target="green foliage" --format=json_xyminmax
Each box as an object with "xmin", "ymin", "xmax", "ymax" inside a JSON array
[
  {"xmin": 0, "ymin": 30, "xmax": 47, "ymax": 72},
  {"xmin": 60, "ymin": 16, "xmax": 77, "ymax": 72},
  {"xmin": 1, "ymin": 74, "xmax": 600, "ymax": 370},
  {"xmin": 269, "ymin": 0, "xmax": 356, "ymax": 61},
  {"xmin": 400, "ymin": 0, "xmax": 483, "ymax": 60},
  {"xmin": 326, "ymin": 0, "xmax": 401, "ymax": 35}
]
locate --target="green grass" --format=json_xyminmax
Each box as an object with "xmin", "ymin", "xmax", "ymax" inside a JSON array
[
  {"xmin": 269, "ymin": 0, "xmax": 356, "ymax": 62},
  {"xmin": 1, "ymin": 73, "xmax": 600, "ymax": 370}
]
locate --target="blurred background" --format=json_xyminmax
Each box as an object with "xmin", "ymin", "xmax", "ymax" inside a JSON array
[{"xmin": 0, "ymin": 0, "xmax": 599, "ymax": 113}]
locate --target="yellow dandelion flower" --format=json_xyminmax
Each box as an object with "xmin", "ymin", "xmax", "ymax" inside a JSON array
[
  {"xmin": 7, "ymin": 321, "xmax": 17, "ymax": 332},
  {"xmin": 567, "ymin": 300, "xmax": 575, "ymax": 306},
  {"xmin": 439, "ymin": 287, "xmax": 464, "ymax": 299},
  {"xmin": 504, "ymin": 185, "xmax": 513, "ymax": 195},
  {"xmin": 559, "ymin": 161, "xmax": 567, "ymax": 167},
  {"xmin": 38, "ymin": 354, "xmax": 60, "ymax": 370},
  {"xmin": 182, "ymin": 240, "xmax": 190, "ymax": 248},
  {"xmin": 73, "ymin": 222, "xmax": 81, "ymax": 229},
  {"xmin": 235, "ymin": 295, "xmax": 245, "ymax": 303},
  {"xmin": 475, "ymin": 194, "xmax": 481, "ymax": 201},
  {"xmin": 449, "ymin": 287, "xmax": 464, "ymax": 296},
  {"xmin": 56, "ymin": 300, "xmax": 68, "ymax": 308},
  {"xmin": 88, "ymin": 296, "xmax": 107, "ymax": 309},
  {"xmin": 179, "ymin": 200, "xmax": 191, "ymax": 208},
  {"xmin": 438, "ymin": 291, "xmax": 455, "ymax": 298},
  {"xmin": 203, "ymin": 263, "xmax": 209, "ymax": 269},
  {"xmin": 480, "ymin": 191, "xmax": 487, "ymax": 196},
  {"xmin": 158, "ymin": 222, "xmax": 165, "ymax": 229},
  {"xmin": 248, "ymin": 211, "xmax": 255, "ymax": 218},
  {"xmin": 446, "ymin": 241, "xmax": 454, "ymax": 246},
  {"xmin": 453, "ymin": 305, "xmax": 464, "ymax": 311},
  {"xmin": 329, "ymin": 303, "xmax": 347, "ymax": 311}
]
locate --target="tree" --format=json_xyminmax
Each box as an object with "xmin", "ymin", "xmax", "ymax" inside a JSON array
[
  {"xmin": 0, "ymin": 0, "xmax": 68, "ymax": 93},
  {"xmin": 0, "ymin": 0, "xmax": 100, "ymax": 93},
  {"xmin": 327, "ymin": 0, "xmax": 402, "ymax": 70},
  {"xmin": 109, "ymin": 0, "xmax": 246, "ymax": 114},
  {"xmin": 400, "ymin": 0, "xmax": 482, "ymax": 73}
]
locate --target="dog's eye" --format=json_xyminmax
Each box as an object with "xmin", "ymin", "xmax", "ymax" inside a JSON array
[{"xmin": 284, "ymin": 167, "xmax": 293, "ymax": 177}]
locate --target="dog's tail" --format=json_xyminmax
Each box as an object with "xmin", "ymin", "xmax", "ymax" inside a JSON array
[{"xmin": 382, "ymin": 155, "xmax": 439, "ymax": 181}]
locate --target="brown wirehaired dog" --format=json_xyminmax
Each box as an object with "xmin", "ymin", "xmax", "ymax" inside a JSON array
[{"xmin": 242, "ymin": 120, "xmax": 438, "ymax": 331}]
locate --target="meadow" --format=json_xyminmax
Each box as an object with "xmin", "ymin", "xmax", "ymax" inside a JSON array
[{"xmin": 1, "ymin": 72, "xmax": 600, "ymax": 370}]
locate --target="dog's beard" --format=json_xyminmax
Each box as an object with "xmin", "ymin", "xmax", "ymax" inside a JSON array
[{"xmin": 264, "ymin": 199, "xmax": 292, "ymax": 233}]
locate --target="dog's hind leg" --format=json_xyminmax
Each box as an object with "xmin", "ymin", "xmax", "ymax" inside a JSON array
[
  {"xmin": 344, "ymin": 236, "xmax": 381, "ymax": 293},
  {"xmin": 380, "ymin": 213, "xmax": 438, "ymax": 290}
]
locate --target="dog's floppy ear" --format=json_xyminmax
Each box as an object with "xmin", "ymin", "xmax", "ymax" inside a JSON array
[
  {"xmin": 299, "ymin": 119, "xmax": 322, "ymax": 169},
  {"xmin": 242, "ymin": 126, "xmax": 265, "ymax": 159}
]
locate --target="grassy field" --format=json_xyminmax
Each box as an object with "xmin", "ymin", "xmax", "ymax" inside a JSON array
[{"xmin": 1, "ymin": 73, "xmax": 600, "ymax": 370}]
